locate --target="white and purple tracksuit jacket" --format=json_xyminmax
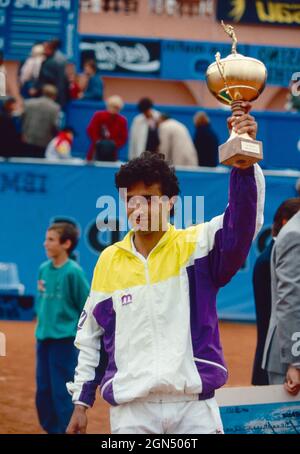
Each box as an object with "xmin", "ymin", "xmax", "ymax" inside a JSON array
[{"xmin": 67, "ymin": 165, "xmax": 265, "ymax": 407}]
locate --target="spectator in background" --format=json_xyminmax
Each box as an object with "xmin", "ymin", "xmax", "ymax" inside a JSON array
[
  {"xmin": 0, "ymin": 51, "xmax": 13, "ymax": 96},
  {"xmin": 129, "ymin": 97, "xmax": 160, "ymax": 160},
  {"xmin": 296, "ymin": 178, "xmax": 300, "ymax": 196},
  {"xmin": 3, "ymin": 94, "xmax": 22, "ymax": 134},
  {"xmin": 158, "ymin": 113, "xmax": 198, "ymax": 166},
  {"xmin": 66, "ymin": 63, "xmax": 82, "ymax": 100},
  {"xmin": 35, "ymin": 222, "xmax": 89, "ymax": 434},
  {"xmin": 51, "ymin": 39, "xmax": 68, "ymax": 65},
  {"xmin": 0, "ymin": 96, "xmax": 22, "ymax": 157},
  {"xmin": 285, "ymin": 78, "xmax": 300, "ymax": 113},
  {"xmin": 193, "ymin": 111, "xmax": 219, "ymax": 167},
  {"xmin": 0, "ymin": 51, "xmax": 6, "ymax": 75},
  {"xmin": 262, "ymin": 201, "xmax": 300, "ymax": 394},
  {"xmin": 45, "ymin": 127, "xmax": 75, "ymax": 161},
  {"xmin": 37, "ymin": 40, "xmax": 69, "ymax": 108},
  {"xmin": 81, "ymin": 60, "xmax": 103, "ymax": 101},
  {"xmin": 149, "ymin": 0, "xmax": 177, "ymax": 14},
  {"xmin": 19, "ymin": 44, "xmax": 45, "ymax": 99},
  {"xmin": 22, "ymin": 84, "xmax": 60, "ymax": 158},
  {"xmin": 51, "ymin": 218, "xmax": 80, "ymax": 263},
  {"xmin": 252, "ymin": 198, "xmax": 300, "ymax": 386},
  {"xmin": 86, "ymin": 95, "xmax": 128, "ymax": 161}
]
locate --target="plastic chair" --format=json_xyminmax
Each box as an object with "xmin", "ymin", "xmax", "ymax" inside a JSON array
[{"xmin": 0, "ymin": 262, "xmax": 25, "ymax": 295}]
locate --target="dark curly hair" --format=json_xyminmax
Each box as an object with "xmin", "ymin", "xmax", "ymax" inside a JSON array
[{"xmin": 115, "ymin": 152, "xmax": 180, "ymax": 198}]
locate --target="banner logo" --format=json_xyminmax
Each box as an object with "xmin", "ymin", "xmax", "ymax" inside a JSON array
[
  {"xmin": 229, "ymin": 0, "xmax": 246, "ymax": 22},
  {"xmin": 80, "ymin": 40, "xmax": 160, "ymax": 74}
]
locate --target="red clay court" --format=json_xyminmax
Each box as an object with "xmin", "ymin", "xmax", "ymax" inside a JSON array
[{"xmin": 0, "ymin": 320, "xmax": 256, "ymax": 434}]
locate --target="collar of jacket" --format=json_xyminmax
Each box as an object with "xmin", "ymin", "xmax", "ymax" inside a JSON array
[{"xmin": 115, "ymin": 223, "xmax": 175, "ymax": 257}]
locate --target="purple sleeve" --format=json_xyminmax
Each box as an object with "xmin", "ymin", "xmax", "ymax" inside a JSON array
[{"xmin": 208, "ymin": 165, "xmax": 265, "ymax": 288}]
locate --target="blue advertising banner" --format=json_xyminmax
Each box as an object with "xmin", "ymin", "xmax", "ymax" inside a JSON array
[
  {"xmin": 160, "ymin": 39, "xmax": 248, "ymax": 81},
  {"xmin": 79, "ymin": 35, "xmax": 161, "ymax": 77},
  {"xmin": 79, "ymin": 34, "xmax": 300, "ymax": 87},
  {"xmin": 0, "ymin": 160, "xmax": 299, "ymax": 321},
  {"xmin": 217, "ymin": 385, "xmax": 300, "ymax": 434},
  {"xmin": 217, "ymin": 0, "xmax": 300, "ymax": 28},
  {"xmin": 0, "ymin": 0, "xmax": 79, "ymax": 61},
  {"xmin": 221, "ymin": 401, "xmax": 300, "ymax": 433},
  {"xmin": 162, "ymin": 39, "xmax": 300, "ymax": 88}
]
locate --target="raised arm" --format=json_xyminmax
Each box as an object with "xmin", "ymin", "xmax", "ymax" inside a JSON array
[
  {"xmin": 206, "ymin": 164, "xmax": 265, "ymax": 288},
  {"xmin": 193, "ymin": 107, "xmax": 264, "ymax": 288}
]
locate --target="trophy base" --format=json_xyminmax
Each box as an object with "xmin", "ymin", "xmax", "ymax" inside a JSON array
[{"xmin": 219, "ymin": 136, "xmax": 263, "ymax": 169}]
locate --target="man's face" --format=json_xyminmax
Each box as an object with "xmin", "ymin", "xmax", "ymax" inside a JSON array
[
  {"xmin": 125, "ymin": 182, "xmax": 173, "ymax": 234},
  {"xmin": 108, "ymin": 104, "xmax": 120, "ymax": 114},
  {"xmin": 65, "ymin": 131, "xmax": 74, "ymax": 142},
  {"xmin": 143, "ymin": 109, "xmax": 153, "ymax": 119},
  {"xmin": 44, "ymin": 230, "xmax": 69, "ymax": 259},
  {"xmin": 44, "ymin": 42, "xmax": 53, "ymax": 57},
  {"xmin": 84, "ymin": 64, "xmax": 95, "ymax": 77}
]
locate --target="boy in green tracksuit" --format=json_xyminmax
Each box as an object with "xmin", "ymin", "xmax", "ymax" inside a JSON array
[{"xmin": 35, "ymin": 222, "xmax": 89, "ymax": 434}]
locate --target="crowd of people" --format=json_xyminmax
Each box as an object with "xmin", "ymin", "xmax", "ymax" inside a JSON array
[
  {"xmin": 0, "ymin": 42, "xmax": 219, "ymax": 166},
  {"xmin": 17, "ymin": 40, "xmax": 103, "ymax": 105},
  {"xmin": 84, "ymin": 96, "xmax": 219, "ymax": 166},
  {"xmin": 0, "ymin": 40, "xmax": 104, "ymax": 160}
]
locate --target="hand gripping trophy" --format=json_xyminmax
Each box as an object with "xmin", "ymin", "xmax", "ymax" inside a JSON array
[{"xmin": 206, "ymin": 21, "xmax": 267, "ymax": 168}]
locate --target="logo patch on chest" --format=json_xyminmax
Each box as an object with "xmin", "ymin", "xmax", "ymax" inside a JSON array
[{"xmin": 121, "ymin": 293, "xmax": 133, "ymax": 306}]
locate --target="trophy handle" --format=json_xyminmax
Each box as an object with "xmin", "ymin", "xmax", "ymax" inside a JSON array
[{"xmin": 215, "ymin": 52, "xmax": 234, "ymax": 102}]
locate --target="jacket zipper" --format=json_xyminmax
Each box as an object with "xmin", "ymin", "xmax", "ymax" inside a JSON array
[
  {"xmin": 194, "ymin": 357, "xmax": 227, "ymax": 373},
  {"xmin": 116, "ymin": 236, "xmax": 166, "ymax": 387},
  {"xmin": 144, "ymin": 259, "xmax": 160, "ymax": 386}
]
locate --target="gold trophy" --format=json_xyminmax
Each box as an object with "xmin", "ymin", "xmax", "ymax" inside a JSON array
[{"xmin": 206, "ymin": 21, "xmax": 267, "ymax": 168}]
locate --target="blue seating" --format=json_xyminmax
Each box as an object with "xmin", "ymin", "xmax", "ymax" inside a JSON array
[{"xmin": 0, "ymin": 262, "xmax": 25, "ymax": 295}]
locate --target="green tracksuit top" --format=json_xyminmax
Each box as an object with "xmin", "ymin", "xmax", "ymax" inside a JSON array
[{"xmin": 35, "ymin": 259, "xmax": 90, "ymax": 340}]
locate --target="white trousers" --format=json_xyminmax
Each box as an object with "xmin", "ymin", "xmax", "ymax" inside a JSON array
[{"xmin": 110, "ymin": 397, "xmax": 223, "ymax": 434}]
